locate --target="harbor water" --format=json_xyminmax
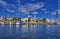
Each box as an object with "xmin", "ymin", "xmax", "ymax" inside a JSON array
[{"xmin": 0, "ymin": 25, "xmax": 60, "ymax": 39}]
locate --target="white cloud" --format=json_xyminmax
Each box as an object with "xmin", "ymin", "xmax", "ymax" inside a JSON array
[
  {"xmin": 41, "ymin": 8, "xmax": 46, "ymax": 11},
  {"xmin": 44, "ymin": 11, "xmax": 50, "ymax": 13},
  {"xmin": 27, "ymin": 15, "xmax": 31, "ymax": 17},
  {"xmin": 6, "ymin": 9, "xmax": 15, "ymax": 13},
  {"xmin": 5, "ymin": 4, "xmax": 16, "ymax": 13},
  {"xmin": 17, "ymin": 0, "xmax": 21, "ymax": 4},
  {"xmin": 18, "ymin": 2, "xmax": 45, "ymax": 15},
  {"xmin": 0, "ymin": 0, "xmax": 45, "ymax": 15},
  {"xmin": 0, "ymin": 0, "xmax": 16, "ymax": 13},
  {"xmin": 19, "ymin": 7, "xmax": 28, "ymax": 13},
  {"xmin": 41, "ymin": 8, "xmax": 50, "ymax": 14},
  {"xmin": 32, "ymin": 12, "xmax": 38, "ymax": 14},
  {"xmin": 32, "ymin": 0, "xmax": 35, "ymax": 1},
  {"xmin": 26, "ymin": 2, "xmax": 45, "ymax": 11},
  {"xmin": 0, "ymin": 0, "xmax": 7, "ymax": 6}
]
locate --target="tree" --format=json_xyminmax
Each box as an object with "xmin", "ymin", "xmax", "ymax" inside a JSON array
[
  {"xmin": 17, "ymin": 17, "xmax": 21, "ymax": 21},
  {"xmin": 42, "ymin": 18, "xmax": 46, "ymax": 22},
  {"xmin": 36, "ymin": 20, "xmax": 38, "ymax": 22},
  {"xmin": 28, "ymin": 17, "xmax": 31, "ymax": 23},
  {"xmin": 12, "ymin": 17, "xmax": 17, "ymax": 21}
]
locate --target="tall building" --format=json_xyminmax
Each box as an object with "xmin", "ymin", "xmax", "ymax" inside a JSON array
[{"xmin": 55, "ymin": 10, "xmax": 58, "ymax": 21}]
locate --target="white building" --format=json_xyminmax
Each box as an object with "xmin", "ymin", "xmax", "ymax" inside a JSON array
[
  {"xmin": 21, "ymin": 17, "xmax": 37, "ymax": 24},
  {"xmin": 21, "ymin": 18, "xmax": 28, "ymax": 23}
]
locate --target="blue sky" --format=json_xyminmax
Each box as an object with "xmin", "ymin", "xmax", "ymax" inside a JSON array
[{"xmin": 0, "ymin": 0, "xmax": 59, "ymax": 19}]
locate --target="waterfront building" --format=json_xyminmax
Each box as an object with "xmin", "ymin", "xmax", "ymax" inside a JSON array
[
  {"xmin": 22, "ymin": 18, "xmax": 28, "ymax": 23},
  {"xmin": 21, "ymin": 17, "xmax": 37, "ymax": 24},
  {"xmin": 0, "ymin": 17, "xmax": 4, "ymax": 22}
]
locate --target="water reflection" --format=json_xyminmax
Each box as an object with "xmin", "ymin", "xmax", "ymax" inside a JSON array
[{"xmin": 0, "ymin": 25, "xmax": 60, "ymax": 39}]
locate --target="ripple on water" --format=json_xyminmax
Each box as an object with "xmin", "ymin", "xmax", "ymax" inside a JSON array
[{"xmin": 0, "ymin": 25, "xmax": 60, "ymax": 39}]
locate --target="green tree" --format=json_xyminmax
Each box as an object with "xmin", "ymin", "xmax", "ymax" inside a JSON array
[
  {"xmin": 28, "ymin": 17, "xmax": 31, "ymax": 23},
  {"xmin": 36, "ymin": 20, "xmax": 38, "ymax": 22},
  {"xmin": 17, "ymin": 17, "xmax": 21, "ymax": 21},
  {"xmin": 42, "ymin": 18, "xmax": 46, "ymax": 22},
  {"xmin": 12, "ymin": 17, "xmax": 17, "ymax": 21}
]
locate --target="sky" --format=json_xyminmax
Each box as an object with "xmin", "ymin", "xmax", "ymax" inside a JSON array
[{"xmin": 0, "ymin": 0, "xmax": 59, "ymax": 19}]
